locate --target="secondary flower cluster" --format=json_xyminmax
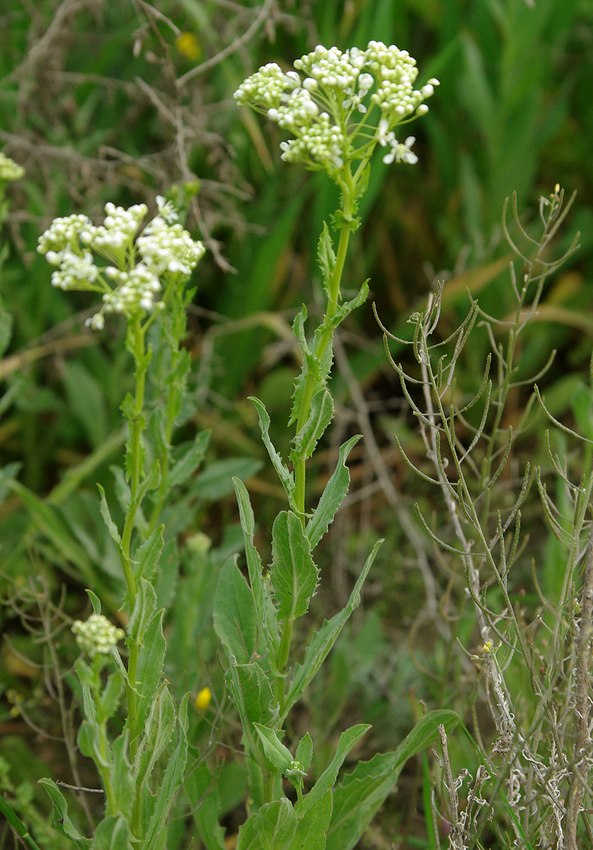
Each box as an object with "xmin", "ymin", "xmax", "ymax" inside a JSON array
[
  {"xmin": 234, "ymin": 41, "xmax": 438, "ymax": 178},
  {"xmin": 72, "ymin": 613, "xmax": 125, "ymax": 658},
  {"xmin": 37, "ymin": 198, "xmax": 205, "ymax": 329},
  {"xmin": 0, "ymin": 152, "xmax": 25, "ymax": 183}
]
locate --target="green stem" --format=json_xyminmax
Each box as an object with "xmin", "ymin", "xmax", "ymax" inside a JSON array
[
  {"xmin": 120, "ymin": 317, "xmax": 149, "ymax": 762},
  {"xmin": 147, "ymin": 286, "xmax": 188, "ymax": 533},
  {"xmin": 293, "ymin": 170, "xmax": 355, "ymax": 522},
  {"xmin": 274, "ymin": 616, "xmax": 294, "ymax": 706}
]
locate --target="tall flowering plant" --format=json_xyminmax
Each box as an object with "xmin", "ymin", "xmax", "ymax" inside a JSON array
[
  {"xmin": 212, "ymin": 42, "xmax": 455, "ymax": 850},
  {"xmin": 35, "ymin": 199, "xmax": 208, "ymax": 848}
]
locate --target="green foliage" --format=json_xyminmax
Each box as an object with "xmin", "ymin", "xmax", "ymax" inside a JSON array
[{"xmin": 0, "ymin": 2, "xmax": 591, "ymax": 848}]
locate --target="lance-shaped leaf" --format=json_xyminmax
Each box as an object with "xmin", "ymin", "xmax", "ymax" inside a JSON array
[
  {"xmin": 111, "ymin": 733, "xmax": 134, "ymax": 815},
  {"xmin": 233, "ymin": 478, "xmax": 265, "ymax": 625},
  {"xmin": 283, "ymin": 540, "xmax": 382, "ymax": 719},
  {"xmin": 253, "ymin": 723, "xmax": 294, "ymax": 774},
  {"xmin": 306, "ymin": 435, "xmax": 362, "ymax": 550},
  {"xmin": 317, "ymin": 222, "xmax": 336, "ymax": 298},
  {"xmin": 97, "ymin": 484, "xmax": 121, "ymax": 547},
  {"xmin": 297, "ymin": 724, "xmax": 370, "ymax": 816},
  {"xmin": 326, "ymin": 710, "xmax": 460, "ymax": 850},
  {"xmin": 295, "ymin": 732, "xmax": 313, "ymax": 773},
  {"xmin": 289, "ymin": 306, "xmax": 322, "ymax": 428},
  {"xmin": 97, "ymin": 670, "xmax": 125, "ymax": 724},
  {"xmin": 313, "ymin": 281, "xmax": 369, "ymax": 350},
  {"xmin": 250, "ymin": 396, "xmax": 295, "ymax": 501},
  {"xmin": 213, "ymin": 556, "xmax": 257, "ymax": 665},
  {"xmin": 271, "ymin": 511, "xmax": 319, "ymax": 620},
  {"xmin": 144, "ymin": 694, "xmax": 189, "ymax": 850},
  {"xmin": 134, "ymin": 683, "xmax": 176, "ymax": 787},
  {"xmin": 134, "ymin": 525, "xmax": 164, "ymax": 582},
  {"xmin": 291, "ymin": 388, "xmax": 334, "ymax": 463},
  {"xmin": 135, "ymin": 607, "xmax": 166, "ymax": 728},
  {"xmin": 38, "ymin": 779, "xmax": 91, "ymax": 846},
  {"xmin": 168, "ymin": 430, "xmax": 211, "ymax": 488},
  {"xmin": 127, "ymin": 578, "xmax": 157, "ymax": 645}
]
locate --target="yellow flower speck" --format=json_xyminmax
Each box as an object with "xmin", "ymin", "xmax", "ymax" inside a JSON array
[
  {"xmin": 194, "ymin": 686, "xmax": 212, "ymax": 711},
  {"xmin": 176, "ymin": 32, "xmax": 202, "ymax": 62}
]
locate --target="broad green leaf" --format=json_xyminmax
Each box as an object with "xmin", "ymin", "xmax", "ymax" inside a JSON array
[
  {"xmin": 38, "ymin": 778, "xmax": 91, "ymax": 847},
  {"xmin": 283, "ymin": 540, "xmax": 382, "ymax": 718},
  {"xmin": 134, "ymin": 525, "xmax": 164, "ymax": 582},
  {"xmin": 233, "ymin": 478, "xmax": 264, "ymax": 624},
  {"xmin": 295, "ymin": 733, "xmax": 313, "ymax": 772},
  {"xmin": 291, "ymin": 388, "xmax": 334, "ymax": 463},
  {"xmin": 168, "ymin": 430, "xmax": 211, "ymax": 488},
  {"xmin": 144, "ymin": 695, "xmax": 189, "ymax": 850},
  {"xmin": 135, "ymin": 684, "xmax": 176, "ymax": 786},
  {"xmin": 317, "ymin": 222, "xmax": 336, "ymax": 298},
  {"xmin": 288, "ymin": 791, "xmax": 332, "ymax": 850},
  {"xmin": 326, "ymin": 710, "xmax": 460, "ymax": 850},
  {"xmin": 135, "ymin": 607, "xmax": 166, "ymax": 728},
  {"xmin": 90, "ymin": 816, "xmax": 132, "ymax": 850},
  {"xmin": 271, "ymin": 511, "xmax": 318, "ymax": 620},
  {"xmin": 250, "ymin": 397, "xmax": 295, "ymax": 501},
  {"xmin": 253, "ymin": 723, "xmax": 293, "ymax": 773},
  {"xmin": 306, "ymin": 435, "xmax": 362, "ymax": 550},
  {"xmin": 259, "ymin": 799, "xmax": 298, "ymax": 850},
  {"xmin": 213, "ymin": 556, "xmax": 257, "ymax": 664},
  {"xmin": 298, "ymin": 724, "xmax": 370, "ymax": 816},
  {"xmin": 97, "ymin": 485, "xmax": 121, "ymax": 547},
  {"xmin": 237, "ymin": 799, "xmax": 297, "ymax": 850}
]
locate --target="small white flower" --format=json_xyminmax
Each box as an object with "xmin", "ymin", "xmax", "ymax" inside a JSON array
[
  {"xmin": 156, "ymin": 195, "xmax": 179, "ymax": 224},
  {"xmin": 382, "ymin": 135, "xmax": 418, "ymax": 166}
]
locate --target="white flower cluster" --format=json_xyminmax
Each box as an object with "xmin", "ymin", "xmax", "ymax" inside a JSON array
[
  {"xmin": 137, "ymin": 216, "xmax": 205, "ymax": 276},
  {"xmin": 0, "ymin": 152, "xmax": 25, "ymax": 182},
  {"xmin": 82, "ymin": 202, "xmax": 147, "ymax": 262},
  {"xmin": 234, "ymin": 41, "xmax": 438, "ymax": 176},
  {"xmin": 37, "ymin": 200, "xmax": 205, "ymax": 328},
  {"xmin": 72, "ymin": 613, "xmax": 125, "ymax": 658}
]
